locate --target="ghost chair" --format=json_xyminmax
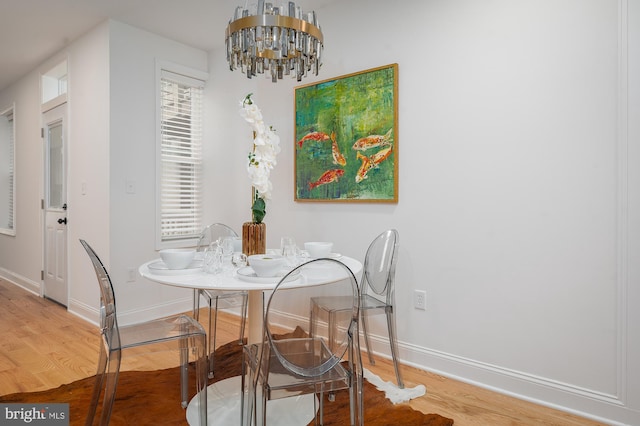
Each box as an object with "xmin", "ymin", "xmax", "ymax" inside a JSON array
[
  {"xmin": 241, "ymin": 258, "xmax": 364, "ymax": 426},
  {"xmin": 311, "ymin": 229, "xmax": 404, "ymax": 388},
  {"xmin": 194, "ymin": 222, "xmax": 248, "ymax": 377},
  {"xmin": 79, "ymin": 239, "xmax": 207, "ymax": 426}
]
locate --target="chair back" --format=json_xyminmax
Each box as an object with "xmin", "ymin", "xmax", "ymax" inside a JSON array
[
  {"xmin": 262, "ymin": 258, "xmax": 360, "ymax": 378},
  {"xmin": 362, "ymin": 229, "xmax": 399, "ymax": 305},
  {"xmin": 79, "ymin": 239, "xmax": 121, "ymax": 350},
  {"xmin": 196, "ymin": 223, "xmax": 238, "ymax": 252}
]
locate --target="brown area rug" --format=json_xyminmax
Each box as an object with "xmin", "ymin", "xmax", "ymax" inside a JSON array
[{"xmin": 1, "ymin": 339, "xmax": 453, "ymax": 425}]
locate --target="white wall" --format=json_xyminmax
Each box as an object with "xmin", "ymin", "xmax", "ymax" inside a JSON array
[
  {"xmin": 0, "ymin": 0, "xmax": 638, "ymax": 424},
  {"xmin": 629, "ymin": 0, "xmax": 640, "ymax": 412},
  {"xmin": 107, "ymin": 20, "xmax": 209, "ymax": 321},
  {"xmin": 0, "ymin": 21, "xmax": 111, "ymax": 312},
  {"xmin": 204, "ymin": 0, "xmax": 639, "ymax": 424},
  {"xmin": 0, "ymin": 50, "xmax": 54, "ymax": 293},
  {"xmin": 0, "ymin": 20, "xmax": 209, "ymax": 322},
  {"xmin": 65, "ymin": 21, "xmax": 111, "ymax": 321}
]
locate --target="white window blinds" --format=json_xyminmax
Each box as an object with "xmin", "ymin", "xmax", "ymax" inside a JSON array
[
  {"xmin": 7, "ymin": 111, "xmax": 13, "ymax": 231},
  {"xmin": 0, "ymin": 106, "xmax": 14, "ymax": 236},
  {"xmin": 159, "ymin": 71, "xmax": 204, "ymax": 242}
]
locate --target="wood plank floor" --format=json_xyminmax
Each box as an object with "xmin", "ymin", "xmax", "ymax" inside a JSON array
[{"xmin": 0, "ymin": 278, "xmax": 605, "ymax": 425}]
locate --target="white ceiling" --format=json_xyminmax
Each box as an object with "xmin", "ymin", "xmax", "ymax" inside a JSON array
[{"xmin": 0, "ymin": 0, "xmax": 332, "ymax": 92}]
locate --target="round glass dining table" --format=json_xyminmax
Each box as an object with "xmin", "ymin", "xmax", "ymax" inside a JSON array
[{"xmin": 139, "ymin": 255, "xmax": 363, "ymax": 426}]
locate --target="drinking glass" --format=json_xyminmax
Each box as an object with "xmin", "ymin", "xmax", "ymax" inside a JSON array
[
  {"xmin": 298, "ymin": 249, "xmax": 310, "ymax": 264},
  {"xmin": 231, "ymin": 236, "xmax": 242, "ymax": 253},
  {"xmin": 281, "ymin": 236, "xmax": 298, "ymax": 267},
  {"xmin": 217, "ymin": 236, "xmax": 235, "ymax": 271},
  {"xmin": 232, "ymin": 252, "xmax": 247, "ymax": 268},
  {"xmin": 219, "ymin": 237, "xmax": 235, "ymax": 257},
  {"xmin": 203, "ymin": 243, "xmax": 223, "ymax": 274}
]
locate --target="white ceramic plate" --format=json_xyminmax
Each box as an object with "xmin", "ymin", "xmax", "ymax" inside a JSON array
[
  {"xmin": 307, "ymin": 252, "xmax": 342, "ymax": 260},
  {"xmin": 236, "ymin": 267, "xmax": 300, "ymax": 283},
  {"xmin": 148, "ymin": 259, "xmax": 203, "ymax": 275}
]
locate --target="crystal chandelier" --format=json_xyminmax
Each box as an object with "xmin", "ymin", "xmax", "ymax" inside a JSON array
[{"xmin": 225, "ymin": 1, "xmax": 324, "ymax": 82}]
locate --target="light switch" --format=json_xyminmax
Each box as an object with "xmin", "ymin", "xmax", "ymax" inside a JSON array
[{"xmin": 126, "ymin": 180, "xmax": 136, "ymax": 194}]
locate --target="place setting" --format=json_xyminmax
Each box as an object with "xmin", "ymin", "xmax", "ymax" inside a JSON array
[
  {"xmin": 234, "ymin": 237, "xmax": 343, "ymax": 284},
  {"xmin": 234, "ymin": 236, "xmax": 305, "ymax": 283},
  {"xmin": 147, "ymin": 248, "xmax": 203, "ymax": 275},
  {"xmin": 139, "ymin": 235, "xmax": 355, "ymax": 291}
]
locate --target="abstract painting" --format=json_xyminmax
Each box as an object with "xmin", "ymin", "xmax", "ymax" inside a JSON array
[{"xmin": 294, "ymin": 64, "xmax": 398, "ymax": 202}]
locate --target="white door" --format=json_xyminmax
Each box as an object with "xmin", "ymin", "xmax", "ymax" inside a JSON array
[{"xmin": 43, "ymin": 104, "xmax": 68, "ymax": 306}]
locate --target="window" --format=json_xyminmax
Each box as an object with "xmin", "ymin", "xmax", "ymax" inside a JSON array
[
  {"xmin": 157, "ymin": 67, "xmax": 205, "ymax": 247},
  {"xmin": 0, "ymin": 104, "xmax": 15, "ymax": 236},
  {"xmin": 41, "ymin": 60, "xmax": 67, "ymax": 109}
]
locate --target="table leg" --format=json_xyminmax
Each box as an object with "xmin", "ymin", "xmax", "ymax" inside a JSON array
[{"xmin": 247, "ymin": 290, "xmax": 263, "ymax": 344}]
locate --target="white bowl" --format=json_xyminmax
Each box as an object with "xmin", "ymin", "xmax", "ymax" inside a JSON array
[
  {"xmin": 304, "ymin": 242, "xmax": 333, "ymax": 259},
  {"xmin": 248, "ymin": 254, "xmax": 286, "ymax": 277},
  {"xmin": 160, "ymin": 248, "xmax": 196, "ymax": 269}
]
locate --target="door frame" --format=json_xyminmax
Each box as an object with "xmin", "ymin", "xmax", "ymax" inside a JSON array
[{"xmin": 42, "ymin": 98, "xmax": 68, "ymax": 306}]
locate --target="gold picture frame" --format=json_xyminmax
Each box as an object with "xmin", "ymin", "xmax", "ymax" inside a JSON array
[{"xmin": 294, "ymin": 63, "xmax": 398, "ymax": 202}]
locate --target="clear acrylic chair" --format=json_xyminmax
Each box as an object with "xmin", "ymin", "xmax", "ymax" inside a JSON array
[
  {"xmin": 311, "ymin": 229, "xmax": 404, "ymax": 388},
  {"xmin": 194, "ymin": 223, "xmax": 248, "ymax": 377},
  {"xmin": 79, "ymin": 239, "xmax": 208, "ymax": 426},
  {"xmin": 241, "ymin": 258, "xmax": 364, "ymax": 426}
]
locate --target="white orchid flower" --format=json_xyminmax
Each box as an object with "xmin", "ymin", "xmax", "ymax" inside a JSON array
[{"xmin": 240, "ymin": 94, "xmax": 279, "ymax": 215}]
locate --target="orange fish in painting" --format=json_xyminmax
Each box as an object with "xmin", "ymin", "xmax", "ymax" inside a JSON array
[
  {"xmin": 330, "ymin": 132, "xmax": 346, "ymax": 166},
  {"xmin": 355, "ymin": 146, "xmax": 392, "ymax": 183},
  {"xmin": 308, "ymin": 169, "xmax": 345, "ymax": 190},
  {"xmin": 352, "ymin": 128, "xmax": 393, "ymax": 151},
  {"xmin": 355, "ymin": 153, "xmax": 373, "ymax": 183},
  {"xmin": 298, "ymin": 131, "xmax": 331, "ymax": 148}
]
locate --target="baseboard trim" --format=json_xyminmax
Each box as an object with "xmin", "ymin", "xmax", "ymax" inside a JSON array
[
  {"xmin": 364, "ymin": 332, "xmax": 633, "ymax": 426},
  {"xmin": 0, "ymin": 268, "xmax": 41, "ymax": 295},
  {"xmin": 67, "ymin": 298, "xmax": 99, "ymax": 326}
]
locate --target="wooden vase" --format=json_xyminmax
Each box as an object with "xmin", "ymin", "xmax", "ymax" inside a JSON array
[{"xmin": 242, "ymin": 222, "xmax": 266, "ymax": 256}]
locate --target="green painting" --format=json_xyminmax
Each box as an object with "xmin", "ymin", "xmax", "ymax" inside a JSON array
[{"xmin": 294, "ymin": 64, "xmax": 398, "ymax": 202}]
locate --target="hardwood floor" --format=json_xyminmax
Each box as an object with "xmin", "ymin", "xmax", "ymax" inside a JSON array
[{"xmin": 0, "ymin": 278, "xmax": 605, "ymax": 425}]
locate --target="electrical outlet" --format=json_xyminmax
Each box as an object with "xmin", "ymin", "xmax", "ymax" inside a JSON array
[
  {"xmin": 127, "ymin": 267, "xmax": 136, "ymax": 282},
  {"xmin": 414, "ymin": 290, "xmax": 426, "ymax": 310}
]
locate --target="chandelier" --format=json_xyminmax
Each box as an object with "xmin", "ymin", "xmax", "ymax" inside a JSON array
[{"xmin": 225, "ymin": 1, "xmax": 324, "ymax": 82}]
